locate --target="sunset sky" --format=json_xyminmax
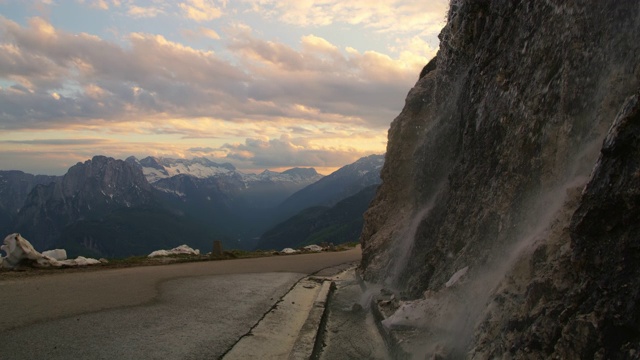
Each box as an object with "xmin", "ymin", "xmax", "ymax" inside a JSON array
[{"xmin": 0, "ymin": 0, "xmax": 447, "ymax": 175}]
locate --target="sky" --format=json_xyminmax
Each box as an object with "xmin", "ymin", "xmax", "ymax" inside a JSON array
[{"xmin": 0, "ymin": 0, "xmax": 447, "ymax": 175}]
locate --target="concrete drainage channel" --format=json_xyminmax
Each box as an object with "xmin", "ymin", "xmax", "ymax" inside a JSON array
[
  {"xmin": 222, "ymin": 276, "xmax": 335, "ymax": 360},
  {"xmin": 222, "ymin": 262, "xmax": 392, "ymax": 360},
  {"xmin": 289, "ymin": 279, "xmax": 335, "ymax": 359}
]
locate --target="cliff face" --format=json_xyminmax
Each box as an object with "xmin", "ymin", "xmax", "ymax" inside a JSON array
[
  {"xmin": 360, "ymin": 0, "xmax": 640, "ymax": 357},
  {"xmin": 0, "ymin": 171, "xmax": 59, "ymax": 233},
  {"xmin": 15, "ymin": 156, "xmax": 155, "ymax": 250}
]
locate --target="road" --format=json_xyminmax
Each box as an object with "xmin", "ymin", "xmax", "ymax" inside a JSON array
[{"xmin": 0, "ymin": 248, "xmax": 361, "ymax": 360}]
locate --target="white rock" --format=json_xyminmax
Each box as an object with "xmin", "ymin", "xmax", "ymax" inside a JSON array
[
  {"xmin": 445, "ymin": 266, "xmax": 469, "ymax": 288},
  {"xmin": 42, "ymin": 249, "xmax": 68, "ymax": 261},
  {"xmin": 1, "ymin": 233, "xmax": 100, "ymax": 269},
  {"xmin": 148, "ymin": 244, "xmax": 200, "ymax": 257},
  {"xmin": 72, "ymin": 256, "xmax": 101, "ymax": 266},
  {"xmin": 280, "ymin": 248, "xmax": 298, "ymax": 254},
  {"xmin": 1, "ymin": 233, "xmax": 46, "ymax": 268},
  {"xmin": 148, "ymin": 250, "xmax": 171, "ymax": 257},
  {"xmin": 303, "ymin": 244, "xmax": 323, "ymax": 252}
]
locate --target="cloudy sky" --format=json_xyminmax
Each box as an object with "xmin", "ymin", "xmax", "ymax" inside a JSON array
[{"xmin": 0, "ymin": 0, "xmax": 447, "ymax": 175}]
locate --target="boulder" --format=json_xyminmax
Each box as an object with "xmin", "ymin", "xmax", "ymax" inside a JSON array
[
  {"xmin": 303, "ymin": 244, "xmax": 323, "ymax": 252},
  {"xmin": 280, "ymin": 248, "xmax": 298, "ymax": 254},
  {"xmin": 1, "ymin": 233, "xmax": 100, "ymax": 268},
  {"xmin": 148, "ymin": 244, "xmax": 200, "ymax": 257},
  {"xmin": 42, "ymin": 249, "xmax": 67, "ymax": 261}
]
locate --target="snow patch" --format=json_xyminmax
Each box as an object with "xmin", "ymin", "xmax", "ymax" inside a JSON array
[
  {"xmin": 1, "ymin": 233, "xmax": 100, "ymax": 268},
  {"xmin": 303, "ymin": 244, "xmax": 323, "ymax": 252},
  {"xmin": 148, "ymin": 244, "xmax": 200, "ymax": 257},
  {"xmin": 42, "ymin": 249, "xmax": 67, "ymax": 261},
  {"xmin": 163, "ymin": 163, "xmax": 231, "ymax": 179}
]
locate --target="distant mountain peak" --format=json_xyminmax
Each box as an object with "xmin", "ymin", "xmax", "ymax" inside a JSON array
[
  {"xmin": 126, "ymin": 156, "xmax": 236, "ymax": 183},
  {"xmin": 273, "ymin": 154, "xmax": 385, "ymax": 222},
  {"xmin": 282, "ymin": 167, "xmax": 319, "ymax": 177},
  {"xmin": 128, "ymin": 156, "xmax": 324, "ymax": 187}
]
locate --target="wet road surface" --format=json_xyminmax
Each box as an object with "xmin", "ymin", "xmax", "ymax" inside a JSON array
[{"xmin": 0, "ymin": 248, "xmax": 360, "ymax": 359}]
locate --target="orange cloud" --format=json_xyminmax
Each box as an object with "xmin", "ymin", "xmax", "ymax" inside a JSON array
[{"xmin": 179, "ymin": 0, "xmax": 223, "ymax": 22}]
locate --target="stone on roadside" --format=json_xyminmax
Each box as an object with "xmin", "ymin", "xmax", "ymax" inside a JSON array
[
  {"xmin": 42, "ymin": 249, "xmax": 68, "ymax": 261},
  {"xmin": 303, "ymin": 244, "xmax": 323, "ymax": 252}
]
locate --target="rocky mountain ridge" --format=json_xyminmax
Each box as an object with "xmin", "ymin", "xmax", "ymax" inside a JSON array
[
  {"xmin": 127, "ymin": 156, "xmax": 235, "ymax": 183},
  {"xmin": 127, "ymin": 156, "xmax": 323, "ymax": 187},
  {"xmin": 14, "ymin": 156, "xmax": 156, "ymax": 251},
  {"xmin": 0, "ymin": 171, "xmax": 60, "ymax": 228},
  {"xmin": 257, "ymin": 184, "xmax": 378, "ymax": 250},
  {"xmin": 359, "ymin": 0, "xmax": 640, "ymax": 358},
  {"xmin": 0, "ymin": 154, "xmax": 381, "ymax": 256},
  {"xmin": 274, "ymin": 154, "xmax": 383, "ymax": 222}
]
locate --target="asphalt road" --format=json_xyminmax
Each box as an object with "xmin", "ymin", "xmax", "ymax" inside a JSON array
[{"xmin": 0, "ymin": 247, "xmax": 361, "ymax": 360}]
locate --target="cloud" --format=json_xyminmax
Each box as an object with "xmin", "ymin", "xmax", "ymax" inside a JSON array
[
  {"xmin": 0, "ymin": 149, "xmax": 89, "ymax": 175},
  {"xmin": 0, "ymin": 138, "xmax": 112, "ymax": 145},
  {"xmin": 241, "ymin": 0, "xmax": 448, "ymax": 34},
  {"xmin": 199, "ymin": 27, "xmax": 220, "ymax": 39},
  {"xmin": 0, "ymin": 16, "xmax": 247, "ymax": 129},
  {"xmin": 179, "ymin": 0, "xmax": 224, "ymax": 22},
  {"xmin": 91, "ymin": 0, "xmax": 109, "ymax": 10},
  {"xmin": 226, "ymin": 25, "xmax": 417, "ymax": 127},
  {"xmin": 187, "ymin": 146, "xmax": 216, "ymax": 153},
  {"xmin": 181, "ymin": 26, "xmax": 221, "ymax": 40},
  {"xmin": 127, "ymin": 5, "xmax": 164, "ymax": 18},
  {"xmin": 77, "ymin": 0, "xmax": 120, "ymax": 10},
  {"xmin": 221, "ymin": 135, "xmax": 371, "ymax": 169},
  {"xmin": 0, "ymin": 16, "xmax": 421, "ymax": 133},
  {"xmin": 0, "ymin": 13, "xmax": 426, "ymax": 173},
  {"xmin": 301, "ymin": 34, "xmax": 339, "ymax": 54}
]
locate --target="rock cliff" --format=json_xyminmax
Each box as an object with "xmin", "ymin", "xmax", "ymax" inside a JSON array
[
  {"xmin": 360, "ymin": 0, "xmax": 640, "ymax": 357},
  {"xmin": 0, "ymin": 171, "xmax": 59, "ymax": 233},
  {"xmin": 15, "ymin": 156, "xmax": 155, "ymax": 250}
]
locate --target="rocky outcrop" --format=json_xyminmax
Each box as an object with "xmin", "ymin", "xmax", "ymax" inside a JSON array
[
  {"xmin": 14, "ymin": 156, "xmax": 155, "ymax": 250},
  {"xmin": 360, "ymin": 0, "xmax": 640, "ymax": 357},
  {"xmin": 0, "ymin": 171, "xmax": 59, "ymax": 234},
  {"xmin": 0, "ymin": 171, "xmax": 59, "ymax": 214},
  {"xmin": 471, "ymin": 89, "xmax": 640, "ymax": 360}
]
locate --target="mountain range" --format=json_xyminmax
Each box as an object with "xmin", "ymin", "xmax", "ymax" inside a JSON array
[
  {"xmin": 257, "ymin": 184, "xmax": 378, "ymax": 250},
  {"xmin": 0, "ymin": 154, "xmax": 383, "ymax": 257}
]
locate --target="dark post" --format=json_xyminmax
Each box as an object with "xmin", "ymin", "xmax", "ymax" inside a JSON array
[{"xmin": 212, "ymin": 240, "xmax": 223, "ymax": 257}]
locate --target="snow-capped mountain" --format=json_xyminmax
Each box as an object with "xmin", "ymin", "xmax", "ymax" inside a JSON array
[
  {"xmin": 126, "ymin": 156, "xmax": 323, "ymax": 188},
  {"xmin": 0, "ymin": 154, "xmax": 382, "ymax": 256},
  {"xmin": 121, "ymin": 156, "xmax": 327, "ymax": 247},
  {"xmin": 126, "ymin": 156, "xmax": 236, "ymax": 183},
  {"xmin": 242, "ymin": 168, "xmax": 324, "ymax": 185}
]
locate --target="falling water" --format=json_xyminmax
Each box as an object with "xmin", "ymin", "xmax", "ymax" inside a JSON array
[
  {"xmin": 384, "ymin": 184, "xmax": 445, "ymax": 290},
  {"xmin": 380, "ymin": 175, "xmax": 590, "ymax": 358}
]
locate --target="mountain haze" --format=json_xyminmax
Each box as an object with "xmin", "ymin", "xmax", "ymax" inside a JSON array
[
  {"xmin": 274, "ymin": 154, "xmax": 384, "ymax": 223},
  {"xmin": 257, "ymin": 184, "xmax": 378, "ymax": 250}
]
